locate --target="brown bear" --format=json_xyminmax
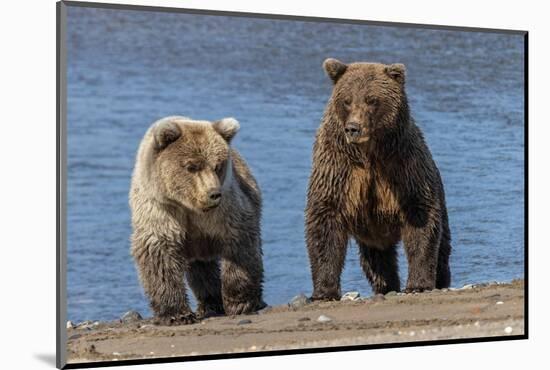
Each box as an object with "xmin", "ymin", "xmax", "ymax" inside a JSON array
[
  {"xmin": 129, "ymin": 116, "xmax": 265, "ymax": 325},
  {"xmin": 305, "ymin": 59, "xmax": 452, "ymax": 300}
]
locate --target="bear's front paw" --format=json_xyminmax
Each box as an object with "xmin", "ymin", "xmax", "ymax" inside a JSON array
[
  {"xmin": 153, "ymin": 312, "xmax": 197, "ymax": 326},
  {"xmin": 196, "ymin": 303, "xmax": 225, "ymax": 319},
  {"xmin": 310, "ymin": 289, "xmax": 341, "ymax": 302},
  {"xmin": 403, "ymin": 285, "xmax": 433, "ymax": 294},
  {"xmin": 224, "ymin": 300, "xmax": 263, "ymax": 316}
]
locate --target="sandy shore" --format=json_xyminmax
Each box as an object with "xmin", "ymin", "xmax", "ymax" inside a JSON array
[{"xmin": 66, "ymin": 280, "xmax": 524, "ymax": 364}]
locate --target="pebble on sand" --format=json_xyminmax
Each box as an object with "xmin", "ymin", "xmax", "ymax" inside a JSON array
[
  {"xmin": 341, "ymin": 291, "xmax": 361, "ymax": 301},
  {"xmin": 461, "ymin": 284, "xmax": 475, "ymax": 290},
  {"xmin": 238, "ymin": 319, "xmax": 252, "ymax": 325},
  {"xmin": 385, "ymin": 291, "xmax": 398, "ymax": 297},
  {"xmin": 76, "ymin": 320, "xmax": 97, "ymax": 330},
  {"xmin": 67, "ymin": 321, "xmax": 74, "ymax": 329},
  {"xmin": 68, "ymin": 334, "xmax": 82, "ymax": 341},
  {"xmin": 496, "ymin": 301, "xmax": 504, "ymax": 305},
  {"xmin": 317, "ymin": 314, "xmax": 333, "ymax": 323},
  {"xmin": 77, "ymin": 320, "xmax": 93, "ymax": 328},
  {"xmin": 289, "ymin": 294, "xmax": 311, "ymax": 309},
  {"xmin": 504, "ymin": 326, "xmax": 513, "ymax": 334}
]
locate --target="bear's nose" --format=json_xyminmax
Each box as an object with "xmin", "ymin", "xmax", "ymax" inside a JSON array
[
  {"xmin": 344, "ymin": 122, "xmax": 361, "ymax": 137},
  {"xmin": 208, "ymin": 189, "xmax": 222, "ymax": 202}
]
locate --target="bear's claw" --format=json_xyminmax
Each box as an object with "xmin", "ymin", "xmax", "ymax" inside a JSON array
[
  {"xmin": 153, "ymin": 312, "xmax": 197, "ymax": 326},
  {"xmin": 403, "ymin": 286, "xmax": 433, "ymax": 294},
  {"xmin": 224, "ymin": 300, "xmax": 264, "ymax": 316},
  {"xmin": 196, "ymin": 303, "xmax": 225, "ymax": 319}
]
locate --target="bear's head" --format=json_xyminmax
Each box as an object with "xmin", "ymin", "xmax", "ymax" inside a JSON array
[
  {"xmin": 323, "ymin": 58, "xmax": 407, "ymax": 145},
  {"xmin": 148, "ymin": 116, "xmax": 239, "ymax": 213}
]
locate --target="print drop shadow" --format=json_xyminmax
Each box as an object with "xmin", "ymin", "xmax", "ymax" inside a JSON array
[{"xmin": 33, "ymin": 353, "xmax": 56, "ymax": 367}]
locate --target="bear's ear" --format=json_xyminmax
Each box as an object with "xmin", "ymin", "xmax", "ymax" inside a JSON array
[
  {"xmin": 213, "ymin": 117, "xmax": 240, "ymax": 143},
  {"xmin": 153, "ymin": 119, "xmax": 181, "ymax": 151},
  {"xmin": 385, "ymin": 63, "xmax": 406, "ymax": 84},
  {"xmin": 323, "ymin": 58, "xmax": 348, "ymax": 83}
]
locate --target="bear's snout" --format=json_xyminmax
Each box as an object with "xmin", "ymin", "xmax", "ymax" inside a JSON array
[
  {"xmin": 344, "ymin": 122, "xmax": 364, "ymax": 143},
  {"xmin": 344, "ymin": 122, "xmax": 361, "ymax": 136},
  {"xmin": 203, "ymin": 188, "xmax": 222, "ymax": 210}
]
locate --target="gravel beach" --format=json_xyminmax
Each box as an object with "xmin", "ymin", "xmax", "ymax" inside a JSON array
[{"xmin": 66, "ymin": 280, "xmax": 524, "ymax": 364}]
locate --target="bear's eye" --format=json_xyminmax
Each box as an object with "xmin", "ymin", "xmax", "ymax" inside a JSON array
[
  {"xmin": 186, "ymin": 163, "xmax": 200, "ymax": 173},
  {"xmin": 366, "ymin": 97, "xmax": 378, "ymax": 106},
  {"xmin": 343, "ymin": 98, "xmax": 352, "ymax": 107}
]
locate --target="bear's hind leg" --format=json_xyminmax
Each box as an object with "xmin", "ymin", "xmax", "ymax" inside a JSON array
[
  {"xmin": 221, "ymin": 240, "xmax": 265, "ymax": 316},
  {"xmin": 358, "ymin": 243, "xmax": 400, "ymax": 294},
  {"xmin": 186, "ymin": 259, "xmax": 225, "ymax": 319},
  {"xmin": 436, "ymin": 211, "xmax": 452, "ymax": 289}
]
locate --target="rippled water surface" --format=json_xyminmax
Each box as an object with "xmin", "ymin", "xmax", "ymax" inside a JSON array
[{"xmin": 66, "ymin": 7, "xmax": 525, "ymax": 322}]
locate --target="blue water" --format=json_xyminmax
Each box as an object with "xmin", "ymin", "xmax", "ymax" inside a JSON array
[{"xmin": 66, "ymin": 7, "xmax": 525, "ymax": 322}]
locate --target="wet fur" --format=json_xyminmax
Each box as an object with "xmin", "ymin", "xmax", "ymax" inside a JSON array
[
  {"xmin": 305, "ymin": 60, "xmax": 451, "ymax": 300},
  {"xmin": 130, "ymin": 116, "xmax": 264, "ymax": 324}
]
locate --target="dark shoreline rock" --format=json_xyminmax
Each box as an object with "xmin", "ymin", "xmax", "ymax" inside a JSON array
[
  {"xmin": 121, "ymin": 310, "xmax": 143, "ymax": 323},
  {"xmin": 289, "ymin": 294, "xmax": 311, "ymax": 309}
]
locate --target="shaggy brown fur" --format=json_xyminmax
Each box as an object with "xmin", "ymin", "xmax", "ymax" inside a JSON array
[
  {"xmin": 305, "ymin": 59, "xmax": 452, "ymax": 300},
  {"xmin": 129, "ymin": 116, "xmax": 265, "ymax": 325}
]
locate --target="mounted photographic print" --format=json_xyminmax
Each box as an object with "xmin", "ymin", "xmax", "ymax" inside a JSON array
[{"xmin": 56, "ymin": 1, "xmax": 528, "ymax": 368}]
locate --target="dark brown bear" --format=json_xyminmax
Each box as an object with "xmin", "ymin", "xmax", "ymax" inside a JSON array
[{"xmin": 305, "ymin": 58, "xmax": 452, "ymax": 299}]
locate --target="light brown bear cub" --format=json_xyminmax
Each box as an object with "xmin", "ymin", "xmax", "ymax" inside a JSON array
[{"xmin": 130, "ymin": 116, "xmax": 264, "ymax": 325}]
